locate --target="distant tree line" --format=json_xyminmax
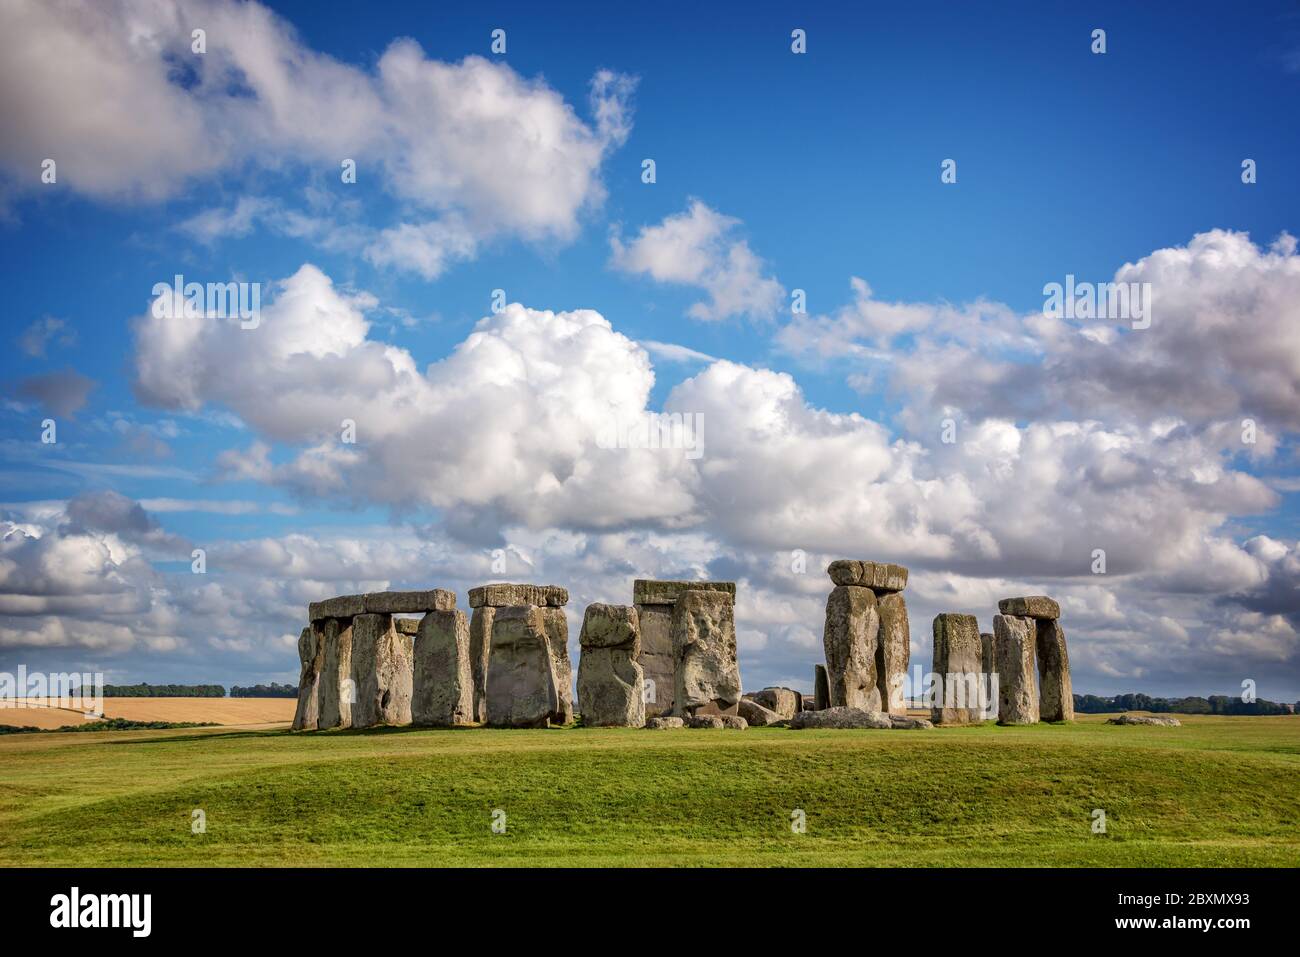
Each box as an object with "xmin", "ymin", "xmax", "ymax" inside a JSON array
[
  {"xmin": 104, "ymin": 683, "xmax": 226, "ymax": 697},
  {"xmin": 1074, "ymin": 692, "xmax": 1295, "ymax": 716},
  {"xmin": 229, "ymin": 682, "xmax": 297, "ymax": 698}
]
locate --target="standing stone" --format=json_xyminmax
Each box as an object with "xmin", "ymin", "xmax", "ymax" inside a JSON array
[
  {"xmin": 1036, "ymin": 618, "xmax": 1074, "ymax": 721},
  {"xmin": 814, "ymin": 664, "xmax": 829, "ymax": 711},
  {"xmin": 541, "ymin": 606, "xmax": 575, "ymax": 725},
  {"xmin": 317, "ymin": 617, "xmax": 354, "ymax": 730},
  {"xmin": 822, "ymin": 585, "xmax": 881, "ymax": 711},
  {"xmin": 671, "ymin": 589, "xmax": 742, "ymax": 716},
  {"xmin": 980, "ymin": 632, "xmax": 995, "ymax": 679},
  {"xmin": 876, "ymin": 591, "xmax": 910, "ymax": 715},
  {"xmin": 468, "ymin": 606, "xmax": 495, "ymax": 724},
  {"xmin": 576, "ymin": 603, "xmax": 645, "ymax": 727},
  {"xmin": 993, "ymin": 614, "xmax": 1038, "ymax": 725},
  {"xmin": 293, "ymin": 623, "xmax": 325, "ymax": 731},
  {"xmin": 412, "ymin": 610, "xmax": 474, "ymax": 727},
  {"xmin": 636, "ymin": 604, "xmax": 675, "ymax": 718},
  {"xmin": 350, "ymin": 613, "xmax": 413, "ymax": 728},
  {"xmin": 486, "ymin": 606, "xmax": 559, "ymax": 727},
  {"xmin": 931, "ymin": 613, "xmax": 983, "ymax": 725}
]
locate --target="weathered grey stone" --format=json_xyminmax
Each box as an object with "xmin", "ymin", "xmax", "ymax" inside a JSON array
[
  {"xmin": 687, "ymin": 714, "xmax": 725, "ymax": 729},
  {"xmin": 876, "ymin": 591, "xmax": 910, "ymax": 715},
  {"xmin": 468, "ymin": 606, "xmax": 494, "ymax": 723},
  {"xmin": 541, "ymin": 606, "xmax": 575, "ymax": 725},
  {"xmin": 365, "ymin": 589, "xmax": 456, "ymax": 615},
  {"xmin": 789, "ymin": 707, "xmax": 893, "ymax": 729},
  {"xmin": 980, "ymin": 632, "xmax": 995, "ymax": 678},
  {"xmin": 636, "ymin": 603, "xmax": 675, "ymax": 718},
  {"xmin": 888, "ymin": 713, "xmax": 934, "ymax": 729},
  {"xmin": 350, "ymin": 613, "xmax": 413, "ymax": 728},
  {"xmin": 577, "ymin": 603, "xmax": 645, "ymax": 727},
  {"xmin": 292, "ymin": 624, "xmax": 325, "ymax": 731},
  {"xmin": 931, "ymin": 613, "xmax": 984, "ymax": 725},
  {"xmin": 746, "ymin": 687, "xmax": 799, "ymax": 719},
  {"xmin": 720, "ymin": 715, "xmax": 748, "ymax": 730},
  {"xmin": 645, "ymin": 716, "xmax": 685, "ymax": 729},
  {"xmin": 486, "ymin": 606, "xmax": 559, "ymax": 727},
  {"xmin": 468, "ymin": 583, "xmax": 568, "ymax": 608},
  {"xmin": 633, "ymin": 579, "xmax": 735, "ymax": 606},
  {"xmin": 814, "ymin": 664, "xmax": 829, "ymax": 710},
  {"xmin": 395, "ymin": 618, "xmax": 420, "ymax": 636},
  {"xmin": 317, "ymin": 617, "xmax": 354, "ymax": 729},
  {"xmin": 993, "ymin": 614, "xmax": 1038, "ymax": 725},
  {"xmin": 412, "ymin": 610, "xmax": 474, "ymax": 727},
  {"xmin": 671, "ymin": 589, "xmax": 741, "ymax": 716},
  {"xmin": 822, "ymin": 585, "xmax": 881, "ymax": 711},
  {"xmin": 802, "ymin": 698, "xmax": 818, "ymax": 712},
  {"xmin": 997, "ymin": 596, "xmax": 1060, "ymax": 620},
  {"xmin": 1035, "ymin": 618, "xmax": 1073, "ymax": 721},
  {"xmin": 1107, "ymin": 714, "xmax": 1181, "ymax": 726},
  {"xmin": 737, "ymin": 697, "xmax": 784, "ymax": 726},
  {"xmin": 309, "ymin": 594, "xmax": 365, "ymax": 622},
  {"xmin": 826, "ymin": 560, "xmax": 908, "ymax": 592}
]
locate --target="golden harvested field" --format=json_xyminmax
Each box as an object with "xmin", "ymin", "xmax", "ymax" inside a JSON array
[{"xmin": 0, "ymin": 697, "xmax": 295, "ymax": 728}]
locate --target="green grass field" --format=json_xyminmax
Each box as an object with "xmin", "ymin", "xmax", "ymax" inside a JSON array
[{"xmin": 1, "ymin": 714, "xmax": 1296, "ymax": 867}]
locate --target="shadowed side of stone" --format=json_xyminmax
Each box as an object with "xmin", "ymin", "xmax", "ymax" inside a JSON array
[
  {"xmin": 486, "ymin": 605, "xmax": 559, "ymax": 727},
  {"xmin": 292, "ymin": 624, "xmax": 325, "ymax": 731},
  {"xmin": 350, "ymin": 613, "xmax": 413, "ymax": 728},
  {"xmin": 1035, "ymin": 618, "xmax": 1073, "ymax": 721}
]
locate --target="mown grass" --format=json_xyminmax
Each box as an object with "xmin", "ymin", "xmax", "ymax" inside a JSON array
[{"xmin": 0, "ymin": 714, "xmax": 1296, "ymax": 866}]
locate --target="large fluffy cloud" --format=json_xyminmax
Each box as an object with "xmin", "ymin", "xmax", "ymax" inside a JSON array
[{"xmin": 0, "ymin": 0, "xmax": 632, "ymax": 272}]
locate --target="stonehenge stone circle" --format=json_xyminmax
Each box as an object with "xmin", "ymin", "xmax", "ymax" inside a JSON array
[
  {"xmin": 350, "ymin": 613, "xmax": 414, "ymax": 728},
  {"xmin": 292, "ymin": 624, "xmax": 324, "ymax": 731},
  {"xmin": 813, "ymin": 664, "xmax": 829, "ymax": 710},
  {"xmin": 633, "ymin": 579, "xmax": 735, "ymax": 717},
  {"xmin": 822, "ymin": 584, "xmax": 881, "ymax": 711},
  {"xmin": 930, "ymin": 613, "xmax": 984, "ymax": 724},
  {"xmin": 576, "ymin": 603, "xmax": 645, "ymax": 727},
  {"xmin": 412, "ymin": 609, "xmax": 474, "ymax": 727},
  {"xmin": 993, "ymin": 614, "xmax": 1038, "ymax": 725},
  {"xmin": 486, "ymin": 605, "xmax": 560, "ymax": 727},
  {"xmin": 671, "ymin": 588, "xmax": 742, "ymax": 717}
]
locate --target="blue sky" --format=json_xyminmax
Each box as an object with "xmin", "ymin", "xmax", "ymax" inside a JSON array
[{"xmin": 1, "ymin": 0, "xmax": 1298, "ymax": 701}]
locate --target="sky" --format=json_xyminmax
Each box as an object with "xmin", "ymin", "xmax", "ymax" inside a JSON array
[{"xmin": 1, "ymin": 0, "xmax": 1299, "ymax": 702}]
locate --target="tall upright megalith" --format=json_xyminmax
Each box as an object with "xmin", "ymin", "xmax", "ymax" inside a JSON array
[
  {"xmin": 670, "ymin": 588, "xmax": 742, "ymax": 717},
  {"xmin": 412, "ymin": 609, "xmax": 474, "ymax": 726},
  {"xmin": 997, "ymin": 596, "xmax": 1073, "ymax": 722},
  {"xmin": 577, "ymin": 603, "xmax": 645, "ymax": 727},
  {"xmin": 472, "ymin": 584, "xmax": 571, "ymax": 726},
  {"xmin": 486, "ymin": 605, "xmax": 560, "ymax": 728},
  {"xmin": 993, "ymin": 613, "xmax": 1038, "ymax": 725},
  {"xmin": 350, "ymin": 613, "xmax": 414, "ymax": 728},
  {"xmin": 821, "ymin": 561, "xmax": 911, "ymax": 715},
  {"xmin": 292, "ymin": 624, "xmax": 325, "ymax": 731},
  {"xmin": 931, "ymin": 612, "xmax": 984, "ymax": 724},
  {"xmin": 633, "ymin": 580, "xmax": 736, "ymax": 718},
  {"xmin": 317, "ymin": 616, "xmax": 355, "ymax": 730}
]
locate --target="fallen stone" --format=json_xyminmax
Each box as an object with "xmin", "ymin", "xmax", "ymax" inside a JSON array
[
  {"xmin": 687, "ymin": 714, "xmax": 725, "ymax": 729},
  {"xmin": 1035, "ymin": 618, "xmax": 1074, "ymax": 722},
  {"xmin": 541, "ymin": 607, "xmax": 575, "ymax": 725},
  {"xmin": 931, "ymin": 613, "xmax": 984, "ymax": 725},
  {"xmin": 746, "ymin": 687, "xmax": 798, "ymax": 719},
  {"xmin": 350, "ymin": 613, "xmax": 414, "ymax": 728},
  {"xmin": 486, "ymin": 606, "xmax": 559, "ymax": 727},
  {"xmin": 468, "ymin": 583, "xmax": 568, "ymax": 608},
  {"xmin": 577, "ymin": 603, "xmax": 645, "ymax": 727},
  {"xmin": 317, "ymin": 617, "xmax": 354, "ymax": 730},
  {"xmin": 645, "ymin": 716, "xmax": 685, "ymax": 729},
  {"xmin": 997, "ymin": 596, "xmax": 1061, "ymax": 620},
  {"xmin": 468, "ymin": 606, "xmax": 495, "ymax": 724},
  {"xmin": 721, "ymin": 715, "xmax": 748, "ymax": 730},
  {"xmin": 822, "ymin": 585, "xmax": 881, "ymax": 711},
  {"xmin": 826, "ymin": 560, "xmax": 908, "ymax": 592},
  {"xmin": 672, "ymin": 589, "xmax": 742, "ymax": 715},
  {"xmin": 888, "ymin": 713, "xmax": 934, "ymax": 729},
  {"xmin": 633, "ymin": 579, "xmax": 735, "ymax": 606},
  {"xmin": 876, "ymin": 591, "xmax": 911, "ymax": 715},
  {"xmin": 412, "ymin": 609, "xmax": 474, "ymax": 726},
  {"xmin": 292, "ymin": 624, "xmax": 325, "ymax": 731},
  {"xmin": 993, "ymin": 614, "xmax": 1038, "ymax": 725},
  {"xmin": 802, "ymin": 699, "xmax": 818, "ymax": 712},
  {"xmin": 814, "ymin": 664, "xmax": 829, "ymax": 710},
  {"xmin": 737, "ymin": 697, "xmax": 784, "ymax": 726},
  {"xmin": 1107, "ymin": 714, "xmax": 1181, "ymax": 727},
  {"xmin": 789, "ymin": 707, "xmax": 893, "ymax": 729}
]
